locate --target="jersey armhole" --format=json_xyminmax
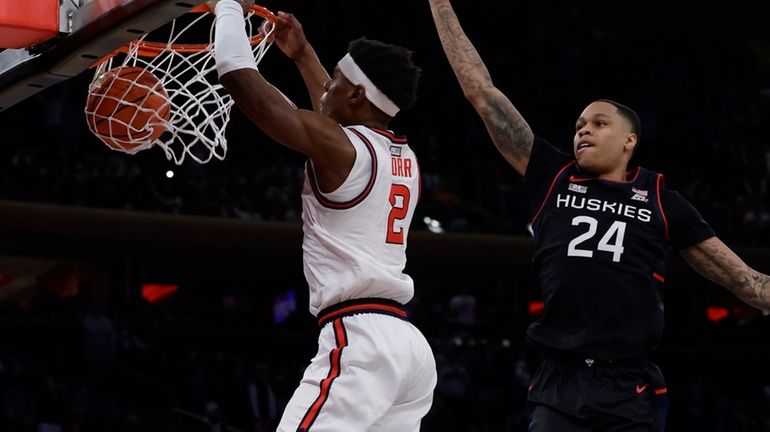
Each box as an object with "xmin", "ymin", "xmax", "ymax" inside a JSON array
[
  {"xmin": 307, "ymin": 127, "xmax": 378, "ymax": 209},
  {"xmin": 531, "ymin": 160, "xmax": 576, "ymax": 223}
]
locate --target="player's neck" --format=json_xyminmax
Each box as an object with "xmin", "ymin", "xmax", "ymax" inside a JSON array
[
  {"xmin": 341, "ymin": 120, "xmax": 390, "ymax": 130},
  {"xmin": 342, "ymin": 113, "xmax": 389, "ymax": 130},
  {"xmin": 596, "ymin": 166, "xmax": 630, "ymax": 182},
  {"xmin": 363, "ymin": 120, "xmax": 390, "ymax": 129},
  {"xmin": 361, "ymin": 105, "xmax": 392, "ymax": 130}
]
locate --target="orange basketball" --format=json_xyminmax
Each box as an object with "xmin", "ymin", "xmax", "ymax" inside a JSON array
[{"xmin": 85, "ymin": 66, "xmax": 171, "ymax": 153}]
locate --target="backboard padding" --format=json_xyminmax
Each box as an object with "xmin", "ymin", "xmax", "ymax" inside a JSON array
[{"xmin": 0, "ymin": 0, "xmax": 207, "ymax": 112}]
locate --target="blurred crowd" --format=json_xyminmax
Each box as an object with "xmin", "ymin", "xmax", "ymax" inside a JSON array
[
  {"xmin": 2, "ymin": 283, "xmax": 769, "ymax": 432},
  {"xmin": 0, "ymin": 1, "xmax": 769, "ymax": 245}
]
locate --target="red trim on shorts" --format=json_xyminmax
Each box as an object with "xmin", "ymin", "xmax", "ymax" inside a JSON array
[
  {"xmin": 654, "ymin": 387, "xmax": 668, "ymax": 395},
  {"xmin": 655, "ymin": 174, "xmax": 670, "ymax": 241},
  {"xmin": 317, "ymin": 298, "xmax": 408, "ymax": 327},
  {"xmin": 297, "ymin": 318, "xmax": 349, "ymax": 432},
  {"xmin": 653, "ymin": 272, "xmax": 665, "ymax": 283},
  {"xmin": 531, "ymin": 160, "xmax": 576, "ymax": 223},
  {"xmin": 307, "ymin": 128, "xmax": 378, "ymax": 210}
]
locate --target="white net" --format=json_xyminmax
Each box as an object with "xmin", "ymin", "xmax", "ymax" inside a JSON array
[{"xmin": 85, "ymin": 6, "xmax": 274, "ymax": 164}]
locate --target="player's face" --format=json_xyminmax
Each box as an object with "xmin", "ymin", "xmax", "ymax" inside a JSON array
[
  {"xmin": 573, "ymin": 102, "xmax": 635, "ymax": 175},
  {"xmin": 319, "ymin": 67, "xmax": 355, "ymax": 122}
]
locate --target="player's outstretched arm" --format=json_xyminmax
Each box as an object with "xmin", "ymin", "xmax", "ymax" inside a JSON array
[
  {"xmin": 270, "ymin": 11, "xmax": 329, "ymax": 112},
  {"xmin": 427, "ymin": 0, "xmax": 533, "ymax": 176},
  {"xmin": 681, "ymin": 237, "xmax": 770, "ymax": 312},
  {"xmin": 209, "ymin": 0, "xmax": 354, "ymax": 190}
]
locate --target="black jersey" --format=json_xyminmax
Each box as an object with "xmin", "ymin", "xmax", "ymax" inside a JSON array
[{"xmin": 525, "ymin": 138, "xmax": 715, "ymax": 361}]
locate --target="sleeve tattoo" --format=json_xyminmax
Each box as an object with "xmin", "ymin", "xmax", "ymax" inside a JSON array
[
  {"xmin": 682, "ymin": 237, "xmax": 770, "ymax": 312},
  {"xmin": 431, "ymin": 2, "xmax": 533, "ymax": 168}
]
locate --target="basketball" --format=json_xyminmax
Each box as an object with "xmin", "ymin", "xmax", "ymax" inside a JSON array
[{"xmin": 85, "ymin": 66, "xmax": 171, "ymax": 153}]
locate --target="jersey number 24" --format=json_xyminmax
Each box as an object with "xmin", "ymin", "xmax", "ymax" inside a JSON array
[{"xmin": 567, "ymin": 216, "xmax": 626, "ymax": 262}]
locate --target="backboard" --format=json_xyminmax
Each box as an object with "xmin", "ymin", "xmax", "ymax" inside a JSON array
[{"xmin": 0, "ymin": 0, "xmax": 207, "ymax": 112}]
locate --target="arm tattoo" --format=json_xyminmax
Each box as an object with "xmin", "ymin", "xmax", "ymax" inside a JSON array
[
  {"xmin": 683, "ymin": 237, "xmax": 770, "ymax": 312},
  {"xmin": 477, "ymin": 93, "xmax": 534, "ymax": 163},
  {"xmin": 435, "ymin": 7, "xmax": 493, "ymax": 94},
  {"xmin": 431, "ymin": 1, "xmax": 533, "ymax": 166}
]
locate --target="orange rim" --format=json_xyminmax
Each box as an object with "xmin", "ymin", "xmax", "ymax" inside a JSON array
[{"xmin": 95, "ymin": 4, "xmax": 275, "ymax": 65}]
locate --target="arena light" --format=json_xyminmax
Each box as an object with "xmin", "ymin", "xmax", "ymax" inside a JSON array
[
  {"xmin": 706, "ymin": 306, "xmax": 729, "ymax": 323},
  {"xmin": 529, "ymin": 301, "xmax": 544, "ymax": 317},
  {"xmin": 142, "ymin": 283, "xmax": 178, "ymax": 303},
  {"xmin": 273, "ymin": 289, "xmax": 297, "ymax": 324},
  {"xmin": 422, "ymin": 216, "xmax": 444, "ymax": 234}
]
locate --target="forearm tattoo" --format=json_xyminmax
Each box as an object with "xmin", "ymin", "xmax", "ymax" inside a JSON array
[
  {"xmin": 477, "ymin": 93, "xmax": 534, "ymax": 162},
  {"xmin": 434, "ymin": 5, "xmax": 493, "ymax": 94},
  {"xmin": 432, "ymin": 1, "xmax": 533, "ymax": 162},
  {"xmin": 684, "ymin": 238, "xmax": 770, "ymax": 311}
]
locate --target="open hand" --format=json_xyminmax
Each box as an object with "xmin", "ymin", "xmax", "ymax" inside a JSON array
[{"xmin": 262, "ymin": 11, "xmax": 310, "ymax": 60}]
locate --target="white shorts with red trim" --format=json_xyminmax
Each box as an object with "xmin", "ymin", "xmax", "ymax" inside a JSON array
[{"xmin": 277, "ymin": 313, "xmax": 436, "ymax": 432}]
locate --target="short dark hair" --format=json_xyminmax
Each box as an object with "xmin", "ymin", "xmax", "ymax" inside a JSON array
[
  {"xmin": 595, "ymin": 99, "xmax": 642, "ymax": 147},
  {"xmin": 347, "ymin": 37, "xmax": 421, "ymax": 113}
]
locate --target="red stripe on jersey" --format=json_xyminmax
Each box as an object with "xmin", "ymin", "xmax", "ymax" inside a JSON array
[
  {"xmin": 307, "ymin": 128, "xmax": 378, "ymax": 209},
  {"xmin": 626, "ymin": 166, "xmax": 641, "ymax": 182},
  {"xmin": 366, "ymin": 126, "xmax": 407, "ymax": 144},
  {"xmin": 653, "ymin": 272, "xmax": 665, "ymax": 283},
  {"xmin": 297, "ymin": 318, "xmax": 348, "ymax": 431},
  {"xmin": 570, "ymin": 166, "xmax": 641, "ymax": 184},
  {"xmin": 531, "ymin": 161, "xmax": 577, "ymax": 223},
  {"xmin": 655, "ymin": 174, "xmax": 670, "ymax": 241},
  {"xmin": 654, "ymin": 387, "xmax": 668, "ymax": 395}
]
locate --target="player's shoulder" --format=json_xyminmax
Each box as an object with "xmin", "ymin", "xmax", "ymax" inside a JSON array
[
  {"xmin": 533, "ymin": 135, "xmax": 571, "ymax": 159},
  {"xmin": 524, "ymin": 135, "xmax": 573, "ymax": 179},
  {"xmin": 651, "ymin": 176, "xmax": 691, "ymax": 206}
]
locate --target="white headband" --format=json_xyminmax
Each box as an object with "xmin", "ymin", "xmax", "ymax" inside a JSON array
[{"xmin": 337, "ymin": 53, "xmax": 400, "ymax": 117}]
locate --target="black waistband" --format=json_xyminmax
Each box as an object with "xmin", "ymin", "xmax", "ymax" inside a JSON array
[
  {"xmin": 316, "ymin": 298, "xmax": 408, "ymax": 327},
  {"xmin": 541, "ymin": 346, "xmax": 648, "ymax": 368}
]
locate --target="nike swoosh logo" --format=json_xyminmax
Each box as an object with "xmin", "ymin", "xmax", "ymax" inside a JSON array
[
  {"xmin": 569, "ymin": 175, "xmax": 591, "ymax": 183},
  {"xmin": 636, "ymin": 384, "xmax": 649, "ymax": 394}
]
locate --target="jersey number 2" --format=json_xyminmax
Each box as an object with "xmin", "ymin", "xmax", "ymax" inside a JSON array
[
  {"xmin": 387, "ymin": 184, "xmax": 410, "ymax": 244},
  {"xmin": 567, "ymin": 216, "xmax": 626, "ymax": 262}
]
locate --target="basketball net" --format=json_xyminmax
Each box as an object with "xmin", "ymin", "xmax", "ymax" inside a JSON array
[{"xmin": 85, "ymin": 5, "xmax": 275, "ymax": 165}]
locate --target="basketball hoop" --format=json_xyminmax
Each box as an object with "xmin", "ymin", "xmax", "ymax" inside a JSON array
[{"xmin": 85, "ymin": 4, "xmax": 276, "ymax": 164}]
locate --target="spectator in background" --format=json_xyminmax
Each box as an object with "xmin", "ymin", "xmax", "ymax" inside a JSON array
[{"xmin": 248, "ymin": 361, "xmax": 278, "ymax": 431}]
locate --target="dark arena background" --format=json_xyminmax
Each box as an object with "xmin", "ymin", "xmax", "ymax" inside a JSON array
[{"xmin": 1, "ymin": 0, "xmax": 769, "ymax": 431}]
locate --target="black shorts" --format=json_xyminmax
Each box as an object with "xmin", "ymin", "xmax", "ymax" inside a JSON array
[{"xmin": 527, "ymin": 351, "xmax": 668, "ymax": 432}]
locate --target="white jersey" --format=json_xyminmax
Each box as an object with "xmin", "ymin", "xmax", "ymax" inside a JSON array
[{"xmin": 301, "ymin": 125, "xmax": 420, "ymax": 316}]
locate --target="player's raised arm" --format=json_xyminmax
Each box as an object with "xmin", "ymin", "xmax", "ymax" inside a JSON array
[
  {"xmin": 270, "ymin": 11, "xmax": 329, "ymax": 112},
  {"xmin": 209, "ymin": 0, "xmax": 354, "ymax": 191},
  {"xmin": 427, "ymin": 0, "xmax": 533, "ymax": 176},
  {"xmin": 681, "ymin": 237, "xmax": 770, "ymax": 313}
]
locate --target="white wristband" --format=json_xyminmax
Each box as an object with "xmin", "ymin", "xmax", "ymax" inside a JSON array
[{"xmin": 214, "ymin": 0, "xmax": 257, "ymax": 77}]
